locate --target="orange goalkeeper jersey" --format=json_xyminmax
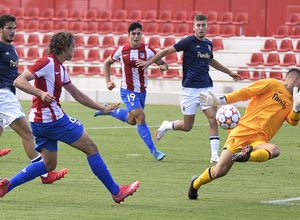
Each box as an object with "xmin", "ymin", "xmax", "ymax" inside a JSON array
[{"xmin": 225, "ymin": 78, "xmax": 298, "ymax": 142}]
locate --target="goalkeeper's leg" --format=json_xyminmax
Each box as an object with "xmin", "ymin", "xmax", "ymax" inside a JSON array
[
  {"xmin": 248, "ymin": 143, "xmax": 280, "ymax": 162},
  {"xmin": 191, "ymin": 150, "xmax": 234, "ymax": 191}
]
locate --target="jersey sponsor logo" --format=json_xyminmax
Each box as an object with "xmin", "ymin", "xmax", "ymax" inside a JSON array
[
  {"xmin": 55, "ymin": 71, "xmax": 60, "ymax": 75},
  {"xmin": 272, "ymin": 93, "xmax": 287, "ymax": 110},
  {"xmin": 197, "ymin": 52, "xmax": 210, "ymax": 59}
]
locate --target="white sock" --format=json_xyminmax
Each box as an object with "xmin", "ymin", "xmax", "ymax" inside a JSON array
[
  {"xmin": 210, "ymin": 136, "xmax": 220, "ymax": 159},
  {"xmin": 164, "ymin": 121, "xmax": 176, "ymax": 130}
]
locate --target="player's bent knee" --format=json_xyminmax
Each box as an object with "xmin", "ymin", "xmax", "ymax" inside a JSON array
[
  {"xmin": 85, "ymin": 143, "xmax": 99, "ymax": 156},
  {"xmin": 212, "ymin": 167, "xmax": 229, "ymax": 179},
  {"xmin": 271, "ymin": 148, "xmax": 280, "ymax": 158}
]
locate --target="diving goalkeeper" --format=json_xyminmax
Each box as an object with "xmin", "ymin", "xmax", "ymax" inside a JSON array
[{"xmin": 188, "ymin": 68, "xmax": 300, "ymax": 200}]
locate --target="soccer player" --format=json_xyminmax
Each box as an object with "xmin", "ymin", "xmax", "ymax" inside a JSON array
[
  {"xmin": 94, "ymin": 21, "xmax": 168, "ymax": 161},
  {"xmin": 136, "ymin": 14, "xmax": 241, "ymax": 163},
  {"xmin": 0, "ymin": 15, "xmax": 67, "ymax": 183},
  {"xmin": 0, "ymin": 30, "xmax": 139, "ymax": 203},
  {"xmin": 188, "ymin": 68, "xmax": 300, "ymax": 200}
]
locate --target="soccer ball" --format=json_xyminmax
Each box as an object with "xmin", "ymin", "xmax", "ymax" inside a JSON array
[{"xmin": 216, "ymin": 105, "xmax": 241, "ymax": 130}]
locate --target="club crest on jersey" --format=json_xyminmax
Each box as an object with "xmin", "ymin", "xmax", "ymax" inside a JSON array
[
  {"xmin": 5, "ymin": 52, "xmax": 9, "ymax": 55},
  {"xmin": 139, "ymin": 52, "xmax": 145, "ymax": 59}
]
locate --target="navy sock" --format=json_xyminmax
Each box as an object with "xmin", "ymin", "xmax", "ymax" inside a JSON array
[
  {"xmin": 87, "ymin": 153, "xmax": 119, "ymax": 195},
  {"xmin": 109, "ymin": 108, "xmax": 128, "ymax": 123},
  {"xmin": 8, "ymin": 161, "xmax": 47, "ymax": 192},
  {"xmin": 137, "ymin": 123, "xmax": 155, "ymax": 153}
]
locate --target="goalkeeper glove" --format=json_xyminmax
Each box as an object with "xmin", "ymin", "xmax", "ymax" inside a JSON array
[
  {"xmin": 293, "ymin": 87, "xmax": 300, "ymax": 113},
  {"xmin": 198, "ymin": 90, "xmax": 227, "ymax": 107}
]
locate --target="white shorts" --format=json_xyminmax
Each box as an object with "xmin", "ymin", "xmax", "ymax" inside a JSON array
[
  {"xmin": 0, "ymin": 88, "xmax": 25, "ymax": 129},
  {"xmin": 181, "ymin": 87, "xmax": 215, "ymax": 115}
]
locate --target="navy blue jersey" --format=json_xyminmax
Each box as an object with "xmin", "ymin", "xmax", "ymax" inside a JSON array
[
  {"xmin": 174, "ymin": 35, "xmax": 213, "ymax": 88},
  {"xmin": 0, "ymin": 41, "xmax": 19, "ymax": 93}
]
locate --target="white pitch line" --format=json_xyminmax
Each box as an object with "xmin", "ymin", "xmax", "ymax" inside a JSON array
[
  {"xmin": 125, "ymin": 154, "xmax": 142, "ymax": 156},
  {"xmin": 84, "ymin": 123, "xmax": 209, "ymax": 130},
  {"xmin": 261, "ymin": 197, "xmax": 300, "ymax": 206},
  {"xmin": 5, "ymin": 123, "xmax": 209, "ymax": 131}
]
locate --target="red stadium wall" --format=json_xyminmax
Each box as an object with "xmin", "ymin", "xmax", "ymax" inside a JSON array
[
  {"xmin": 194, "ymin": 0, "xmax": 230, "ymax": 15},
  {"xmin": 124, "ymin": 0, "xmax": 158, "ymax": 14},
  {"xmin": 158, "ymin": 0, "xmax": 194, "ymax": 14},
  {"xmin": 265, "ymin": 0, "xmax": 300, "ymax": 36},
  {"xmin": 231, "ymin": 0, "xmax": 267, "ymax": 36},
  {"xmin": 0, "ymin": 0, "xmax": 299, "ymax": 37}
]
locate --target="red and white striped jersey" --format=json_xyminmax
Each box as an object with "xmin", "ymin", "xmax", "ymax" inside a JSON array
[
  {"xmin": 27, "ymin": 54, "xmax": 71, "ymax": 123},
  {"xmin": 111, "ymin": 43, "xmax": 157, "ymax": 92}
]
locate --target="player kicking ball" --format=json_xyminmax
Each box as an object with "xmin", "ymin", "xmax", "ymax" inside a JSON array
[{"xmin": 0, "ymin": 30, "xmax": 139, "ymax": 203}]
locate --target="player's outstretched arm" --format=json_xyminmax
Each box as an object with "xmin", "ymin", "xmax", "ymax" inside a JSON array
[
  {"xmin": 104, "ymin": 57, "xmax": 116, "ymax": 91},
  {"xmin": 198, "ymin": 91, "xmax": 227, "ymax": 106},
  {"xmin": 14, "ymin": 70, "xmax": 55, "ymax": 103},
  {"xmin": 209, "ymin": 58, "xmax": 241, "ymax": 81},
  {"xmin": 64, "ymin": 83, "xmax": 120, "ymax": 113},
  {"xmin": 136, "ymin": 46, "xmax": 176, "ymax": 70}
]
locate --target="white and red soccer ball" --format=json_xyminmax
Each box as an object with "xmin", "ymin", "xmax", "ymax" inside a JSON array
[{"xmin": 216, "ymin": 105, "xmax": 241, "ymax": 130}]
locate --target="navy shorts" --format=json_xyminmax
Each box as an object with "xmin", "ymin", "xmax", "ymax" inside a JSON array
[
  {"xmin": 120, "ymin": 88, "xmax": 146, "ymax": 112},
  {"xmin": 31, "ymin": 114, "xmax": 84, "ymax": 152}
]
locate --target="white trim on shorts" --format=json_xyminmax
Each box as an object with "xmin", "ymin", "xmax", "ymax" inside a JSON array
[
  {"xmin": 181, "ymin": 87, "xmax": 215, "ymax": 115},
  {"xmin": 0, "ymin": 87, "xmax": 25, "ymax": 129}
]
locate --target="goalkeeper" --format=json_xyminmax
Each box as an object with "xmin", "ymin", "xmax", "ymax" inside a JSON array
[{"xmin": 188, "ymin": 68, "xmax": 300, "ymax": 200}]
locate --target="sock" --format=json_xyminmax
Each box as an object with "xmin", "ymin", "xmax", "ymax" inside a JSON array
[
  {"xmin": 193, "ymin": 167, "xmax": 214, "ymax": 190},
  {"xmin": 137, "ymin": 123, "xmax": 155, "ymax": 153},
  {"xmin": 210, "ymin": 136, "xmax": 220, "ymax": 159},
  {"xmin": 248, "ymin": 149, "xmax": 272, "ymax": 162},
  {"xmin": 109, "ymin": 108, "xmax": 128, "ymax": 123},
  {"xmin": 31, "ymin": 155, "xmax": 48, "ymax": 178},
  {"xmin": 8, "ymin": 161, "xmax": 48, "ymax": 192},
  {"xmin": 87, "ymin": 153, "xmax": 119, "ymax": 196},
  {"xmin": 164, "ymin": 121, "xmax": 175, "ymax": 130}
]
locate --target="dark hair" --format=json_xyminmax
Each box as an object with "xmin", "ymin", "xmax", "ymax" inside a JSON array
[
  {"xmin": 128, "ymin": 21, "xmax": 143, "ymax": 33},
  {"xmin": 47, "ymin": 30, "xmax": 75, "ymax": 55},
  {"xmin": 286, "ymin": 68, "xmax": 300, "ymax": 78},
  {"xmin": 194, "ymin": 14, "xmax": 208, "ymax": 22},
  {"xmin": 0, "ymin": 15, "xmax": 16, "ymax": 29}
]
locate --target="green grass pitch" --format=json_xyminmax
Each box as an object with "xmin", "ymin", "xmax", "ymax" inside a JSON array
[{"xmin": 1, "ymin": 101, "xmax": 300, "ymax": 219}]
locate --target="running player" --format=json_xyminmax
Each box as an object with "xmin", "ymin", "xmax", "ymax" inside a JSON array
[
  {"xmin": 0, "ymin": 14, "xmax": 66, "ymax": 183},
  {"xmin": 136, "ymin": 14, "xmax": 240, "ymax": 163},
  {"xmin": 0, "ymin": 30, "xmax": 139, "ymax": 203},
  {"xmin": 94, "ymin": 21, "xmax": 168, "ymax": 161}
]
